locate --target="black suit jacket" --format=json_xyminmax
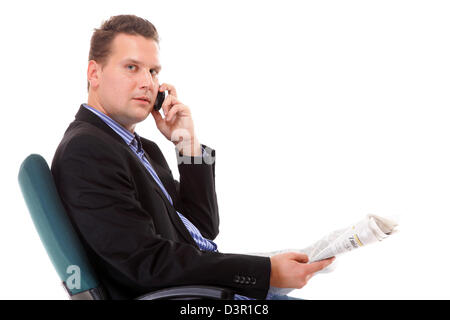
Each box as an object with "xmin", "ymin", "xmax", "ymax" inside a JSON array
[{"xmin": 51, "ymin": 106, "xmax": 271, "ymax": 300}]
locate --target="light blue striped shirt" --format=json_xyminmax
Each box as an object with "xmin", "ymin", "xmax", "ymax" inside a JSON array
[{"xmin": 82, "ymin": 103, "xmax": 259, "ymax": 300}]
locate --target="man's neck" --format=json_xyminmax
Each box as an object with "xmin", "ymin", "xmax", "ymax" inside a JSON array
[{"xmin": 86, "ymin": 96, "xmax": 136, "ymax": 134}]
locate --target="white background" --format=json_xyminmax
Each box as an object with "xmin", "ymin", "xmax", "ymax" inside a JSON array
[{"xmin": 1, "ymin": 0, "xmax": 449, "ymax": 299}]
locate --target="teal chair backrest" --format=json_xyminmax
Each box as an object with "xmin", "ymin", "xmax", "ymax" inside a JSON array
[{"xmin": 18, "ymin": 154, "xmax": 105, "ymax": 299}]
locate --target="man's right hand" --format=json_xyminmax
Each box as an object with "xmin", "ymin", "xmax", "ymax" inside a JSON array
[{"xmin": 269, "ymin": 252, "xmax": 335, "ymax": 288}]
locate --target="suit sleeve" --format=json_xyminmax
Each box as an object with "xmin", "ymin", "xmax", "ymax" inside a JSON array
[
  {"xmin": 174, "ymin": 144, "xmax": 220, "ymax": 240},
  {"xmin": 52, "ymin": 135, "xmax": 271, "ymax": 299},
  {"xmin": 141, "ymin": 139, "xmax": 220, "ymax": 240}
]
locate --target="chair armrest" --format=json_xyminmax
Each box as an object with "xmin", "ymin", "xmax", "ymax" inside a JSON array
[{"xmin": 136, "ymin": 285, "xmax": 235, "ymax": 300}]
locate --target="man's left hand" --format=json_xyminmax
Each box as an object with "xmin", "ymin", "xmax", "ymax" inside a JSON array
[{"xmin": 151, "ymin": 83, "xmax": 202, "ymax": 156}]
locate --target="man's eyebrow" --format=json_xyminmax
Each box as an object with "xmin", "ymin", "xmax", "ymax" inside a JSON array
[{"xmin": 122, "ymin": 58, "xmax": 162, "ymax": 71}]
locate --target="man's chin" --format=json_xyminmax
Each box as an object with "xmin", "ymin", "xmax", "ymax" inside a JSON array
[
  {"xmin": 116, "ymin": 113, "xmax": 149, "ymax": 132},
  {"xmin": 131, "ymin": 110, "xmax": 152, "ymax": 125}
]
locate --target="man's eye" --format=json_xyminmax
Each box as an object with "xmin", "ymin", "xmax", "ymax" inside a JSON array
[
  {"xmin": 127, "ymin": 65, "xmax": 137, "ymax": 71},
  {"xmin": 150, "ymin": 69, "xmax": 158, "ymax": 76}
]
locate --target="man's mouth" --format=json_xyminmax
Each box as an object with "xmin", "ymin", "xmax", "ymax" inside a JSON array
[{"xmin": 133, "ymin": 96, "xmax": 151, "ymax": 103}]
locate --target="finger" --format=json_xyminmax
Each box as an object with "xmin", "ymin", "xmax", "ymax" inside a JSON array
[
  {"xmin": 159, "ymin": 83, "xmax": 177, "ymax": 98},
  {"xmin": 161, "ymin": 94, "xmax": 182, "ymax": 118},
  {"xmin": 305, "ymin": 257, "xmax": 335, "ymax": 274},
  {"xmin": 165, "ymin": 104, "xmax": 181, "ymax": 122},
  {"xmin": 166, "ymin": 103, "xmax": 190, "ymax": 122}
]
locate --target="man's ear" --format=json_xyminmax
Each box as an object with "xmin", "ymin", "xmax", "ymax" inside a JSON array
[{"xmin": 87, "ymin": 60, "xmax": 101, "ymax": 89}]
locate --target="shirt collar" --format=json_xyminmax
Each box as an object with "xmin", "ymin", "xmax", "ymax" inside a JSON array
[{"xmin": 81, "ymin": 103, "xmax": 142, "ymax": 151}]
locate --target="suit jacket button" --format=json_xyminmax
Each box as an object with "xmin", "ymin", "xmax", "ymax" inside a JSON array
[{"xmin": 233, "ymin": 275, "xmax": 240, "ymax": 283}]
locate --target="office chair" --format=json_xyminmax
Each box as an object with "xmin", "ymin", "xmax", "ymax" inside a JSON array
[{"xmin": 18, "ymin": 154, "xmax": 235, "ymax": 300}]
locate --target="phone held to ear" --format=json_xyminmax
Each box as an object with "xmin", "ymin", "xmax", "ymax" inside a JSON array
[{"xmin": 154, "ymin": 89, "xmax": 166, "ymax": 111}]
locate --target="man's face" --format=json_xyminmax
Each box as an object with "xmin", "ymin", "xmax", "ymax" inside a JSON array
[{"xmin": 89, "ymin": 33, "xmax": 161, "ymax": 132}]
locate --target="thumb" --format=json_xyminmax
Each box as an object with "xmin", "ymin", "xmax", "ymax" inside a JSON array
[
  {"xmin": 151, "ymin": 108, "xmax": 162, "ymax": 119},
  {"xmin": 306, "ymin": 257, "xmax": 336, "ymax": 274},
  {"xmin": 151, "ymin": 109, "xmax": 164, "ymax": 126},
  {"xmin": 288, "ymin": 252, "xmax": 309, "ymax": 264}
]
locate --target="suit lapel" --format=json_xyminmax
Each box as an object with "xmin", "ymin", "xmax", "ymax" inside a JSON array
[{"xmin": 142, "ymin": 150, "xmax": 177, "ymax": 202}]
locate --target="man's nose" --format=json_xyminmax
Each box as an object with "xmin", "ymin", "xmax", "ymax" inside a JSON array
[{"xmin": 139, "ymin": 69, "xmax": 156, "ymax": 89}]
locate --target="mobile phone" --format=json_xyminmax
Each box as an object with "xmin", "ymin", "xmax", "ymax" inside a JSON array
[{"xmin": 154, "ymin": 89, "xmax": 166, "ymax": 111}]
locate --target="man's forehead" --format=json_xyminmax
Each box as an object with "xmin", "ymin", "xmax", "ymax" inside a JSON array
[{"xmin": 110, "ymin": 33, "xmax": 160, "ymax": 66}]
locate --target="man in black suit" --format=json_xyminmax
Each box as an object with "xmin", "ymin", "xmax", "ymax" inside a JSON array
[{"xmin": 51, "ymin": 15, "xmax": 334, "ymax": 300}]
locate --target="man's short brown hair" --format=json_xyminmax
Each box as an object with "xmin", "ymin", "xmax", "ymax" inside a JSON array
[{"xmin": 87, "ymin": 15, "xmax": 160, "ymax": 91}]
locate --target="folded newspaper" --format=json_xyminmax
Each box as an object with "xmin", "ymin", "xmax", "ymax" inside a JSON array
[{"xmin": 250, "ymin": 214, "xmax": 399, "ymax": 297}]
